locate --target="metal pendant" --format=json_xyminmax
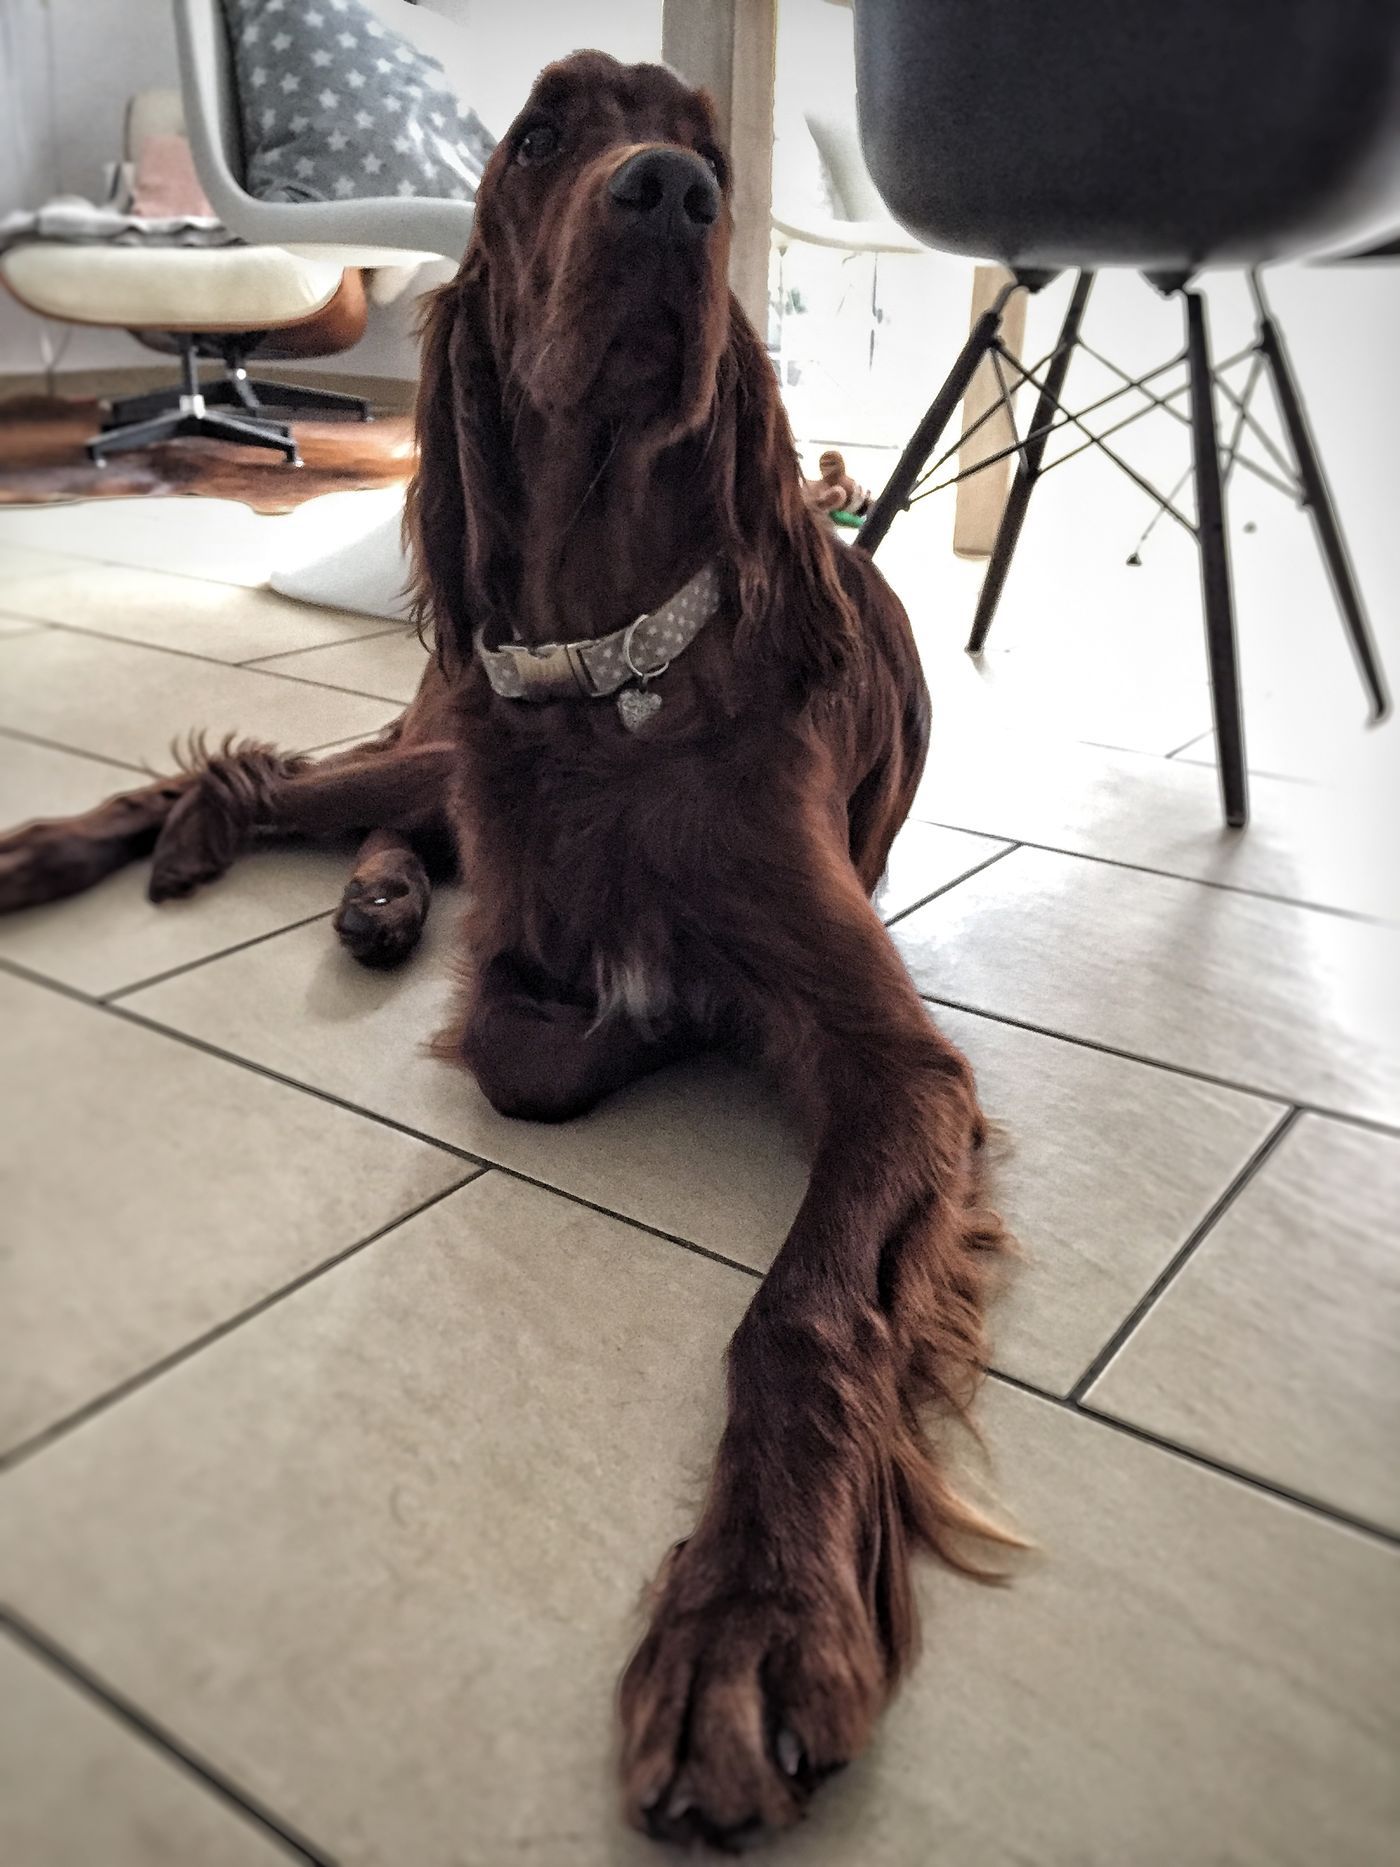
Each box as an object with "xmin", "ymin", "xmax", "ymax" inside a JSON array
[{"xmin": 617, "ymin": 683, "xmax": 663, "ymax": 732}]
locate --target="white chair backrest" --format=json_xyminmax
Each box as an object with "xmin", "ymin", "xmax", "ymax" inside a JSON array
[{"xmin": 170, "ymin": 0, "xmax": 477, "ymax": 263}]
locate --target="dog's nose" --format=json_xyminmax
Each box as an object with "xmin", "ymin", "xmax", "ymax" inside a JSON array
[{"xmin": 608, "ymin": 148, "xmax": 720, "ymax": 242}]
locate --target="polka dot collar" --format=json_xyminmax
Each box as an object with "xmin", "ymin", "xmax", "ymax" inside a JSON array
[{"xmin": 474, "ymin": 562, "xmax": 723, "ymax": 703}]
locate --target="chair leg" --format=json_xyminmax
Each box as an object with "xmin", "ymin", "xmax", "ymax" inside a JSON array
[
  {"xmin": 88, "ymin": 409, "xmax": 185, "ymax": 461},
  {"xmin": 195, "ymin": 411, "xmax": 302, "ymax": 463},
  {"xmin": 89, "ymin": 408, "xmax": 299, "ymax": 465},
  {"xmin": 102, "ymin": 383, "xmax": 183, "ymax": 429},
  {"xmin": 1185, "ymin": 289, "xmax": 1248, "ymax": 829},
  {"xmin": 854, "ymin": 283, "xmax": 1023, "ymax": 556},
  {"xmin": 241, "ymin": 377, "xmax": 372, "ymax": 420},
  {"xmin": 967, "ymin": 270, "xmax": 1095, "ymax": 653},
  {"xmin": 1249, "ymin": 275, "xmax": 1390, "ymax": 721},
  {"xmin": 204, "ymin": 370, "xmax": 265, "ymax": 415}
]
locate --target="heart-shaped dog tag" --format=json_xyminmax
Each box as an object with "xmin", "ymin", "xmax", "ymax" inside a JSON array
[{"xmin": 617, "ymin": 685, "xmax": 663, "ymax": 732}]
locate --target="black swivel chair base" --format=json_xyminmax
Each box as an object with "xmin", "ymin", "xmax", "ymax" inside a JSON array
[
  {"xmin": 90, "ymin": 334, "xmax": 302, "ymax": 466},
  {"xmin": 102, "ymin": 367, "xmax": 371, "ymax": 429},
  {"xmin": 855, "ymin": 269, "xmax": 1391, "ymax": 830},
  {"xmin": 89, "ymin": 404, "xmax": 301, "ymax": 466}
]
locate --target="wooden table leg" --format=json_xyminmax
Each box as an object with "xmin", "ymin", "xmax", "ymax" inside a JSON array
[
  {"xmin": 953, "ymin": 265, "xmax": 1026, "ymax": 559},
  {"xmin": 662, "ymin": 0, "xmax": 777, "ymax": 334}
]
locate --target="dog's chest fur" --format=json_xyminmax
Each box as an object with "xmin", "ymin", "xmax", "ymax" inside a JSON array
[{"xmin": 462, "ymin": 717, "xmax": 729, "ymax": 1033}]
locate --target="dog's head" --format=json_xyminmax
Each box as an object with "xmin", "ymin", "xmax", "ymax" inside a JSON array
[
  {"xmin": 470, "ymin": 51, "xmax": 733, "ymax": 434},
  {"xmin": 410, "ymin": 52, "xmax": 856, "ymax": 681}
]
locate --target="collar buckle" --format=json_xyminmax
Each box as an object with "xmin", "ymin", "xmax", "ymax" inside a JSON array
[{"xmin": 498, "ymin": 640, "xmax": 594, "ymax": 699}]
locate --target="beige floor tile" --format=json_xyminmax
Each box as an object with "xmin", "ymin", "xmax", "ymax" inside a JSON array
[
  {"xmin": 893, "ymin": 845, "xmax": 1400, "ymax": 1124},
  {"xmin": 129, "ymin": 897, "xmax": 814, "ymax": 1272},
  {"xmin": 875, "ymin": 821, "xmax": 1009, "ymax": 922},
  {"xmin": 0, "ymin": 971, "xmax": 465, "ymax": 1457},
  {"xmin": 936, "ymin": 1006, "xmax": 1282, "ymax": 1393},
  {"xmin": 0, "ymin": 1635, "xmax": 293, "ymax": 1867},
  {"xmin": 0, "ymin": 848, "xmax": 353, "ymax": 997},
  {"xmin": 789, "ymin": 1381, "xmax": 1400, "ymax": 1867},
  {"xmin": 3, "ymin": 1239, "xmax": 1395, "ymax": 1867},
  {"xmin": 1087, "ymin": 1114, "xmax": 1400, "ymax": 1532},
  {"xmin": 0, "ymin": 561, "xmax": 399, "ymax": 663},
  {"xmin": 0, "ymin": 616, "xmax": 43, "ymax": 639},
  {"xmin": 0, "ymin": 488, "xmax": 410, "ymax": 593},
  {"xmin": 0, "ymin": 735, "xmax": 357, "ymax": 996},
  {"xmin": 0, "ymin": 497, "xmax": 286, "ymax": 587},
  {"xmin": 248, "ymin": 626, "xmax": 430, "ymax": 703},
  {"xmin": 0, "ymin": 540, "xmax": 91, "ymax": 581},
  {"xmin": 0, "ymin": 629, "xmax": 398, "ymax": 767},
  {"xmin": 0, "ymin": 1172, "xmax": 741, "ymax": 1867},
  {"xmin": 127, "ymin": 893, "xmax": 1281, "ymax": 1392},
  {"xmin": 1177, "ymin": 711, "xmax": 1400, "ymax": 788},
  {"xmin": 0, "ymin": 735, "xmax": 139, "ymax": 823},
  {"xmin": 916, "ymin": 732, "xmax": 1400, "ymax": 922}
]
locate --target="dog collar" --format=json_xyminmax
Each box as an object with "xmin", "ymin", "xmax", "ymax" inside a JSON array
[{"xmin": 474, "ymin": 561, "xmax": 722, "ymax": 704}]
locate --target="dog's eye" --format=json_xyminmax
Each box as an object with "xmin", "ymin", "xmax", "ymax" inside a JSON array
[
  {"xmin": 516, "ymin": 122, "xmax": 561, "ymax": 167},
  {"xmin": 699, "ymin": 146, "xmax": 726, "ymax": 184}
]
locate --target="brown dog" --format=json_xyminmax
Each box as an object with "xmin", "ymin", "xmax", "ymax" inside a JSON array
[{"xmin": 0, "ymin": 52, "xmax": 1012, "ymax": 1848}]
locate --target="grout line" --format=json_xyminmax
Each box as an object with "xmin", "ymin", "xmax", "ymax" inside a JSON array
[
  {"xmin": 0, "ymin": 1171, "xmax": 481, "ymax": 1475},
  {"xmin": 906, "ymin": 814, "xmax": 1390, "ymax": 926},
  {"xmin": 101, "ymin": 909, "xmax": 338, "ymax": 1004},
  {"xmin": 0, "ymin": 544, "xmax": 291, "ymax": 595},
  {"xmin": 33, "ymin": 617, "xmax": 281, "ymax": 674},
  {"xmin": 0, "ymin": 957, "xmax": 496, "ymax": 1168},
  {"xmin": 296, "ymin": 728, "xmax": 398, "ymax": 757},
  {"xmin": 0, "ymin": 721, "xmax": 149, "ymax": 775},
  {"xmin": 489, "ymin": 1163, "xmax": 765, "ymax": 1281},
  {"xmin": 0, "ymin": 1613, "xmax": 339, "ymax": 1866},
  {"xmin": 33, "ymin": 618, "xmax": 416, "ymax": 706},
  {"xmin": 1066, "ymin": 1105, "xmax": 1302, "ymax": 1400},
  {"xmin": 238, "ymin": 624, "xmax": 409, "ymax": 668},
  {"xmin": 110, "ymin": 985, "xmax": 766, "ymax": 1284},
  {"xmin": 7, "ymin": 957, "xmax": 1398, "ymax": 1555},
  {"xmin": 984, "ymin": 1371, "xmax": 1400, "ymax": 1551},
  {"xmin": 0, "ymin": 953, "xmax": 104, "ymax": 1004},
  {"xmin": 1164, "ymin": 728, "xmax": 1214, "ymax": 760},
  {"xmin": 917, "ymin": 989, "xmax": 1400, "ymax": 1139},
  {"xmin": 881, "ymin": 841, "xmax": 1021, "ymax": 928},
  {"xmin": 103, "ymin": 996, "xmax": 490, "ymax": 1160}
]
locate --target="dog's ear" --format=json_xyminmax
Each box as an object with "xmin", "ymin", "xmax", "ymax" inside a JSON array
[
  {"xmin": 714, "ymin": 301, "xmax": 859, "ymax": 688},
  {"xmin": 405, "ymin": 261, "xmax": 518, "ymax": 665}
]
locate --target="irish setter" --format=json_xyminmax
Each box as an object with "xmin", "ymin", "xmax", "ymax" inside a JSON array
[{"xmin": 0, "ymin": 53, "xmax": 1012, "ymax": 1849}]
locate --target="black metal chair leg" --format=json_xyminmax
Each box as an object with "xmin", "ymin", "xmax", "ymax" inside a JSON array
[
  {"xmin": 88, "ymin": 410, "xmax": 184, "ymax": 461},
  {"xmin": 1249, "ymin": 274, "xmax": 1391, "ymax": 722},
  {"xmin": 854, "ymin": 280, "xmax": 1024, "ymax": 556},
  {"xmin": 1185, "ymin": 289, "xmax": 1248, "ymax": 829},
  {"xmin": 967, "ymin": 271, "xmax": 1095, "ymax": 653},
  {"xmin": 197, "ymin": 411, "xmax": 301, "ymax": 463},
  {"xmin": 102, "ymin": 383, "xmax": 183, "ymax": 430},
  {"xmin": 243, "ymin": 377, "xmax": 372, "ymax": 420}
]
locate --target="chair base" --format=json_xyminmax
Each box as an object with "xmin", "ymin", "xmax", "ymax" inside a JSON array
[
  {"xmin": 102, "ymin": 373, "xmax": 369, "ymax": 431},
  {"xmin": 91, "ymin": 334, "xmax": 304, "ymax": 465},
  {"xmin": 855, "ymin": 267, "xmax": 1392, "ymax": 830},
  {"xmin": 89, "ymin": 398, "xmax": 302, "ymax": 466},
  {"xmin": 223, "ymin": 367, "xmax": 371, "ymax": 422}
]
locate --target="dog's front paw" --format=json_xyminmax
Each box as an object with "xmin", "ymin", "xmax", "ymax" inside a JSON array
[
  {"xmin": 619, "ymin": 1536, "xmax": 886, "ymax": 1849},
  {"xmin": 333, "ymin": 863, "xmax": 430, "ymax": 968}
]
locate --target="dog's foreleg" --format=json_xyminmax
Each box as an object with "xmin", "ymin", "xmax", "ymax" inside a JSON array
[{"xmin": 619, "ymin": 820, "xmax": 1015, "ymax": 1846}]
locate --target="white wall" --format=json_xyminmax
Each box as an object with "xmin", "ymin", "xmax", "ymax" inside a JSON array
[
  {"xmin": 1, "ymin": 0, "xmax": 182, "ymax": 376},
  {"xmin": 0, "ymin": 0, "xmax": 662, "ymax": 383}
]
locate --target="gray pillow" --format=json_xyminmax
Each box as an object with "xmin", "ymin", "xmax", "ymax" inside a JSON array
[{"xmin": 223, "ymin": 0, "xmax": 495, "ymax": 206}]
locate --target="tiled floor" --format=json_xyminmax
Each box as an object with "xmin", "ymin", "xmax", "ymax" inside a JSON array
[{"xmin": 1, "ymin": 477, "xmax": 1397, "ymax": 1867}]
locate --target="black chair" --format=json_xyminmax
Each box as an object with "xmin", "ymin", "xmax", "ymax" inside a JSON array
[{"xmin": 849, "ymin": 0, "xmax": 1400, "ymax": 825}]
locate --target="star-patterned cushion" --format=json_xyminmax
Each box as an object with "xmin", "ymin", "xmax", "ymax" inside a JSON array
[{"xmin": 223, "ymin": 0, "xmax": 494, "ymax": 207}]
